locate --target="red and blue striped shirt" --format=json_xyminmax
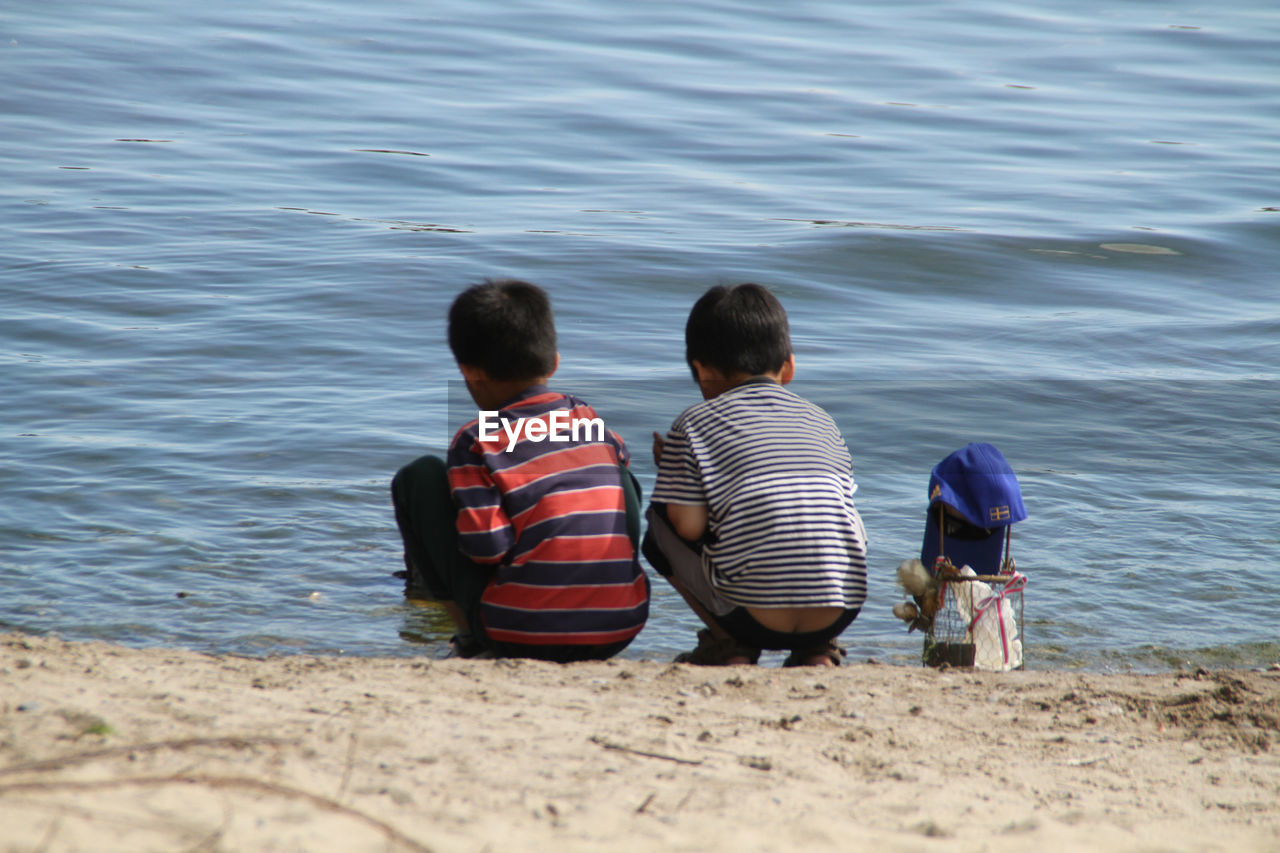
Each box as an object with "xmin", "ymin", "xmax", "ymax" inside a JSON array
[{"xmin": 447, "ymin": 386, "xmax": 649, "ymax": 646}]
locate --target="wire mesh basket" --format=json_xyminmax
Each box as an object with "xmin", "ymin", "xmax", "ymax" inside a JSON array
[{"xmin": 923, "ymin": 566, "xmax": 1025, "ymax": 671}]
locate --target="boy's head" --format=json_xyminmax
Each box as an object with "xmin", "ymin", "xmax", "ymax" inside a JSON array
[
  {"xmin": 685, "ymin": 283, "xmax": 792, "ymax": 380},
  {"xmin": 448, "ymin": 279, "xmax": 558, "ymax": 381}
]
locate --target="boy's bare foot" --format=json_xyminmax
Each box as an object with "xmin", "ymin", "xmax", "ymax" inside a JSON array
[
  {"xmin": 795, "ymin": 651, "xmax": 837, "ymax": 667},
  {"xmin": 445, "ymin": 633, "xmax": 490, "ymax": 659},
  {"xmin": 674, "ymin": 630, "xmax": 760, "ymax": 666},
  {"xmin": 782, "ymin": 641, "xmax": 846, "ymax": 668}
]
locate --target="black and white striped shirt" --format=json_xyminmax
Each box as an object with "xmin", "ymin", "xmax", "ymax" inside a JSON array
[{"xmin": 651, "ymin": 378, "xmax": 868, "ymax": 609}]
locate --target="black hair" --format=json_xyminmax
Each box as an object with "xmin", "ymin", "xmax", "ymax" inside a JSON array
[
  {"xmin": 684, "ymin": 283, "xmax": 792, "ymax": 377},
  {"xmin": 447, "ymin": 279, "xmax": 557, "ymax": 381}
]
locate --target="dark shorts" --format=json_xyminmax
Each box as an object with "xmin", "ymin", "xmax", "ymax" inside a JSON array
[
  {"xmin": 717, "ymin": 607, "xmax": 860, "ymax": 651},
  {"xmin": 642, "ymin": 502, "xmax": 860, "ymax": 651}
]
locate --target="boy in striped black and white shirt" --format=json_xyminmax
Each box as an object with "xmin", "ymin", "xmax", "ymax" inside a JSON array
[{"xmin": 644, "ymin": 284, "xmax": 867, "ymax": 667}]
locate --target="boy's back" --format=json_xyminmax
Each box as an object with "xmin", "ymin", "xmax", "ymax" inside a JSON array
[
  {"xmin": 448, "ymin": 385, "xmax": 648, "ymax": 647},
  {"xmin": 653, "ymin": 378, "xmax": 867, "ymax": 611}
]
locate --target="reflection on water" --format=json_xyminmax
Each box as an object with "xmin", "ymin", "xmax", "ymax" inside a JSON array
[{"xmin": 397, "ymin": 599, "xmax": 459, "ymax": 652}]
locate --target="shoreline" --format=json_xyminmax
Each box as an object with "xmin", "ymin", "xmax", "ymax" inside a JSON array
[{"xmin": 2, "ymin": 632, "xmax": 1278, "ymax": 852}]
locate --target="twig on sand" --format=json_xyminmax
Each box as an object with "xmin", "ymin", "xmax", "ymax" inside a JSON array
[
  {"xmin": 589, "ymin": 736, "xmax": 703, "ymax": 766},
  {"xmin": 635, "ymin": 792, "xmax": 657, "ymax": 814},
  {"xmin": 0, "ymin": 737, "xmax": 290, "ymax": 777},
  {"xmin": 0, "ymin": 775, "xmax": 433, "ymax": 853},
  {"xmin": 337, "ymin": 730, "xmax": 359, "ymax": 801},
  {"xmin": 33, "ymin": 812, "xmax": 60, "ymax": 852}
]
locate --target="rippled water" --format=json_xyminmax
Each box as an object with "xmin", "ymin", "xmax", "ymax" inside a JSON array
[{"xmin": 3, "ymin": 0, "xmax": 1277, "ymax": 670}]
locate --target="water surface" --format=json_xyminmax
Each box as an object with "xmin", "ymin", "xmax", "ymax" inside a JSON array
[{"xmin": 3, "ymin": 0, "xmax": 1277, "ymax": 670}]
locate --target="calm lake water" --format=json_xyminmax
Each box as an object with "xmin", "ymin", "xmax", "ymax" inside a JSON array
[{"xmin": 3, "ymin": 0, "xmax": 1277, "ymax": 671}]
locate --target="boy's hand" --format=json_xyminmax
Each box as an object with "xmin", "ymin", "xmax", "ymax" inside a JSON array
[{"xmin": 652, "ymin": 431, "xmax": 665, "ymax": 467}]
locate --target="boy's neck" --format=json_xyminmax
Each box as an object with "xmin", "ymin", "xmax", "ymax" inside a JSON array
[
  {"xmin": 467, "ymin": 378, "xmax": 547, "ymax": 411},
  {"xmin": 458, "ymin": 359, "xmax": 557, "ymax": 411},
  {"xmin": 693, "ymin": 356, "xmax": 794, "ymax": 400},
  {"xmin": 698, "ymin": 372, "xmax": 772, "ymax": 400}
]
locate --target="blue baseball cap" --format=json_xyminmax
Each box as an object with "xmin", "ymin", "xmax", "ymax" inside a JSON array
[
  {"xmin": 927, "ymin": 442, "xmax": 1026, "ymax": 528},
  {"xmin": 919, "ymin": 443, "xmax": 1026, "ymax": 574}
]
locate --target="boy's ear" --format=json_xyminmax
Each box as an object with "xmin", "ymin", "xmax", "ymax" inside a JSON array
[
  {"xmin": 690, "ymin": 360, "xmax": 720, "ymax": 383},
  {"xmin": 548, "ymin": 351, "xmax": 560, "ymax": 379},
  {"xmin": 457, "ymin": 363, "xmax": 489, "ymax": 384},
  {"xmin": 691, "ymin": 360, "xmax": 729, "ymax": 400},
  {"xmin": 778, "ymin": 353, "xmax": 796, "ymax": 385}
]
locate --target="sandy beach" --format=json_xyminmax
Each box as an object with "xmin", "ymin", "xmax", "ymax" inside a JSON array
[{"xmin": 1, "ymin": 632, "xmax": 1277, "ymax": 852}]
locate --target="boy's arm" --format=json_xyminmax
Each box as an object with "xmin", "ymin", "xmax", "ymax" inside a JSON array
[
  {"xmin": 665, "ymin": 502, "xmax": 708, "ymax": 541},
  {"xmin": 446, "ymin": 439, "xmax": 516, "ymax": 565},
  {"xmin": 607, "ymin": 427, "xmax": 631, "ymax": 466},
  {"xmin": 651, "ymin": 420, "xmax": 709, "ymax": 541}
]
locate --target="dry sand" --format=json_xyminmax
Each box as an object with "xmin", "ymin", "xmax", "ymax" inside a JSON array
[{"xmin": 1, "ymin": 632, "xmax": 1278, "ymax": 852}]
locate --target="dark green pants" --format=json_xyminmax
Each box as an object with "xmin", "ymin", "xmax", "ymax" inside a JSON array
[
  {"xmin": 390, "ymin": 454, "xmax": 642, "ymax": 660},
  {"xmin": 391, "ymin": 455, "xmax": 490, "ymax": 629}
]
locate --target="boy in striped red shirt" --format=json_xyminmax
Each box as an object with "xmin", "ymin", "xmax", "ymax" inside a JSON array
[{"xmin": 391, "ymin": 280, "xmax": 649, "ymax": 661}]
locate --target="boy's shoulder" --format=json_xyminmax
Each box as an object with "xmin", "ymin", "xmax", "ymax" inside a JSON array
[
  {"xmin": 676, "ymin": 382, "xmax": 840, "ymax": 437},
  {"xmin": 505, "ymin": 384, "xmax": 569, "ymax": 412},
  {"xmin": 542, "ymin": 386, "xmax": 593, "ymax": 409},
  {"xmin": 682, "ymin": 380, "xmax": 817, "ymax": 418}
]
